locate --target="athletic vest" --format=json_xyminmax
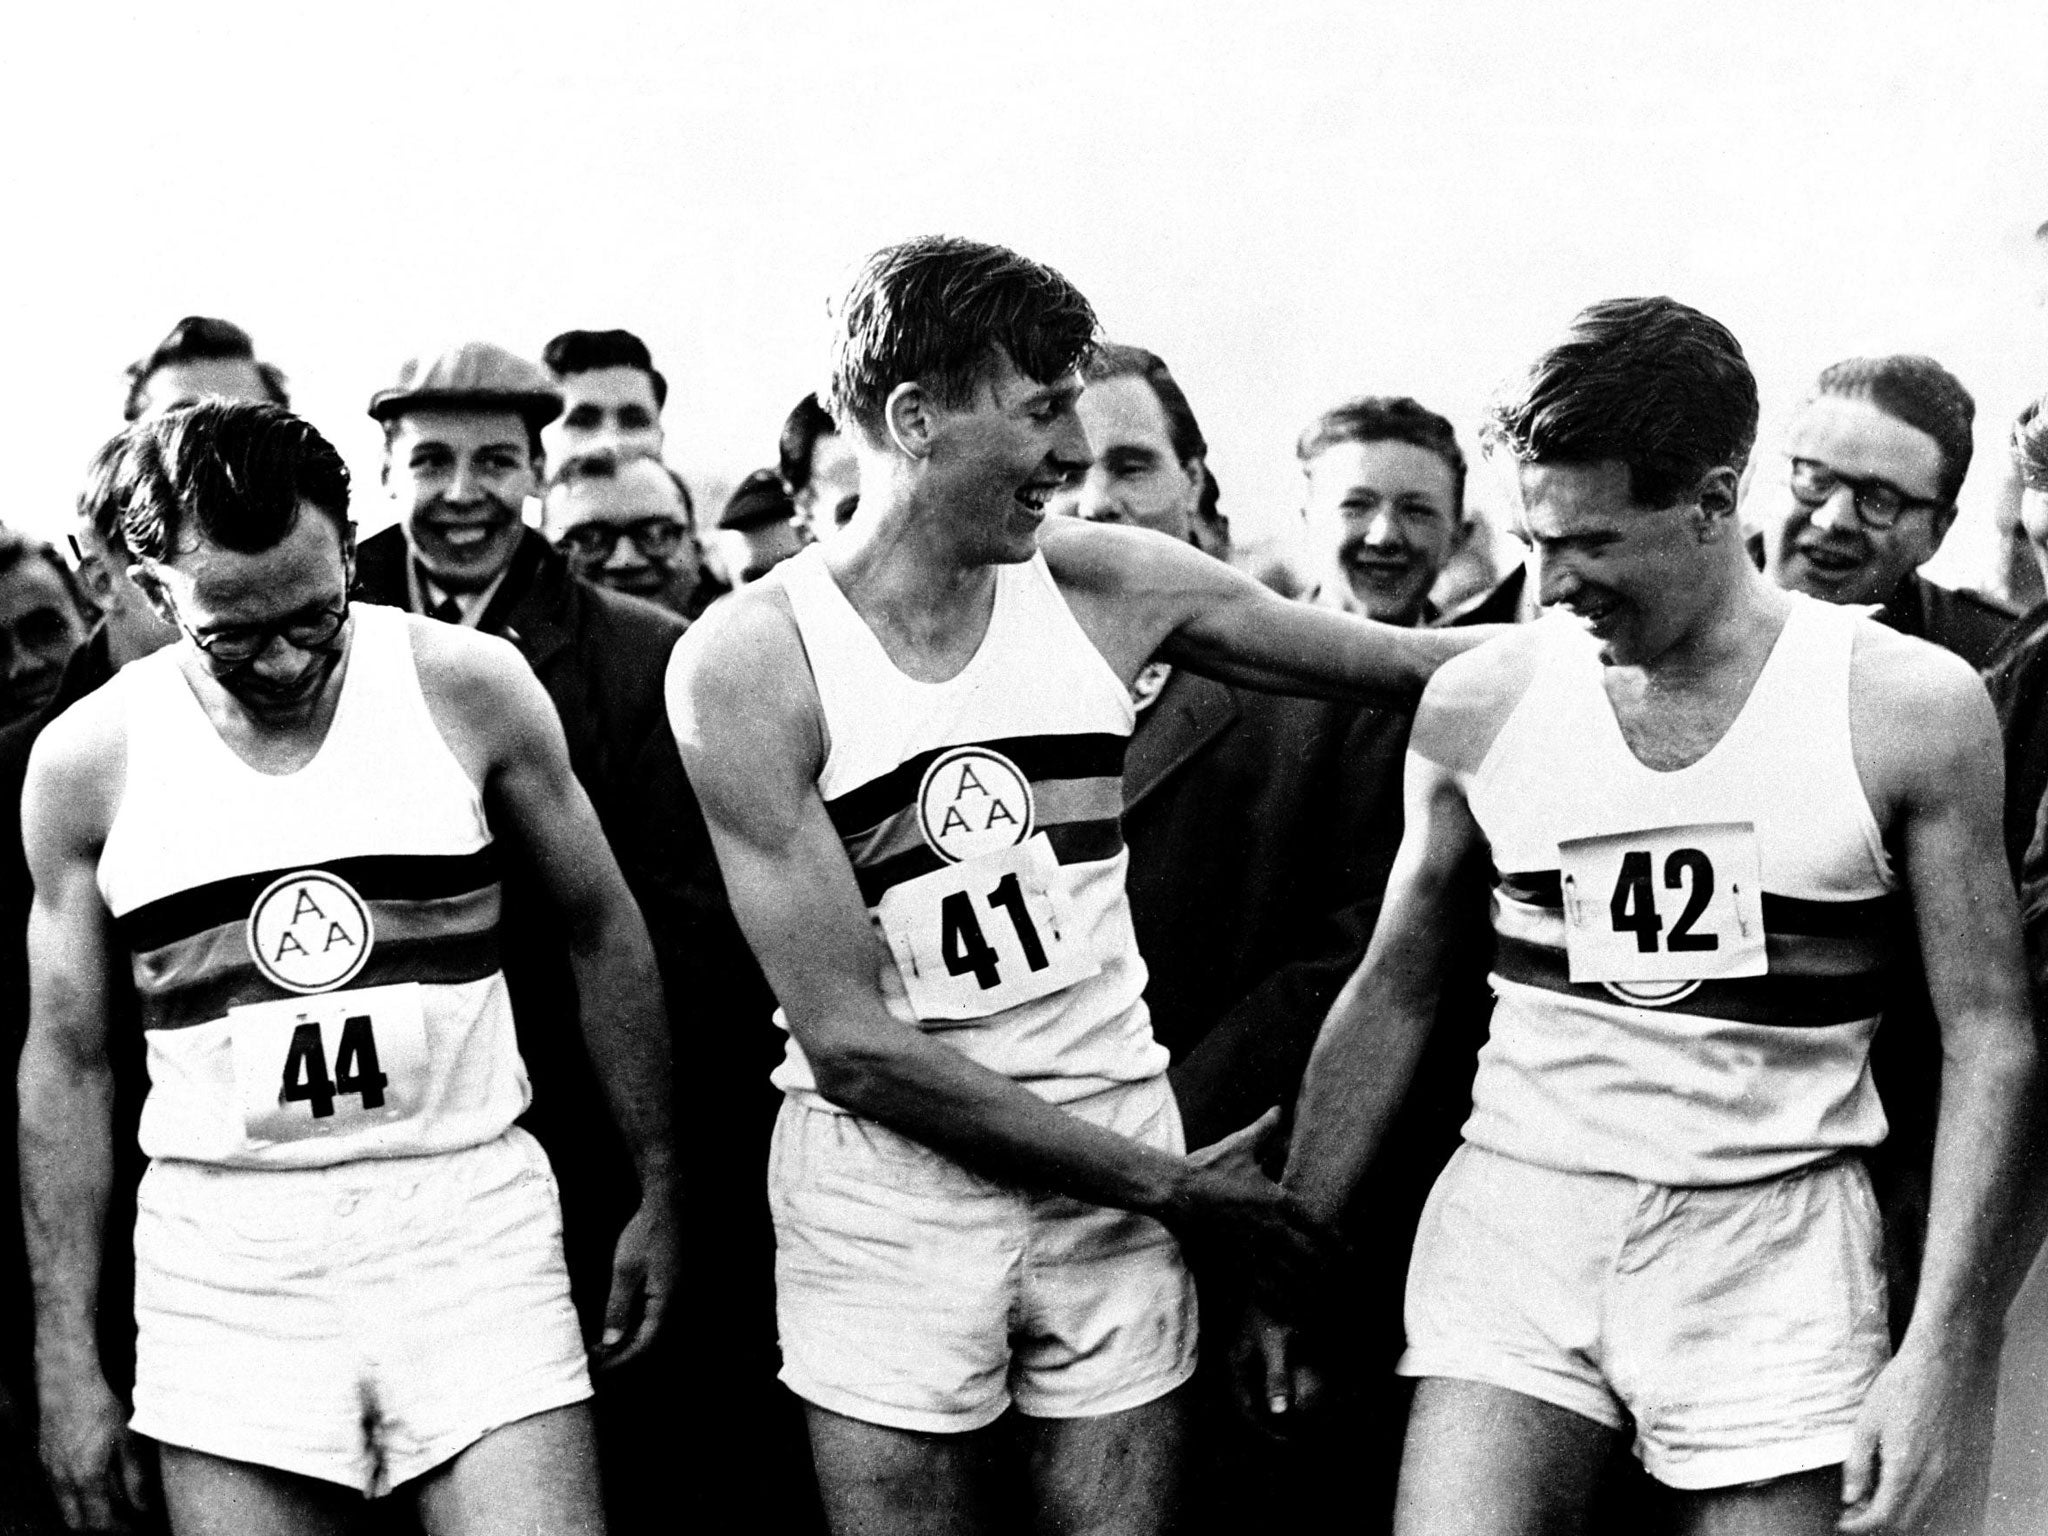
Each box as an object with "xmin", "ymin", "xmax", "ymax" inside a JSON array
[
  {"xmin": 99, "ymin": 603, "xmax": 529, "ymax": 1168},
  {"xmin": 775, "ymin": 545, "xmax": 1167, "ymax": 1106},
  {"xmin": 1465, "ymin": 595, "xmax": 1897, "ymax": 1185}
]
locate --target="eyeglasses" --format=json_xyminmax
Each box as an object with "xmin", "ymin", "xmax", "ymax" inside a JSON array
[
  {"xmin": 556, "ymin": 517, "xmax": 689, "ymax": 562},
  {"xmin": 1785, "ymin": 457, "xmax": 1945, "ymax": 532},
  {"xmin": 184, "ymin": 602, "xmax": 349, "ymax": 665}
]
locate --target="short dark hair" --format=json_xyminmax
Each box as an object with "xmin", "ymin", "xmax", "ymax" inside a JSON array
[
  {"xmin": 0, "ymin": 530, "xmax": 92, "ymax": 623},
  {"xmin": 1080, "ymin": 344, "xmax": 1208, "ymax": 466},
  {"xmin": 1483, "ymin": 296, "xmax": 1758, "ymax": 509},
  {"xmin": 124, "ymin": 316, "xmax": 289, "ymax": 422},
  {"xmin": 541, "ymin": 328, "xmax": 668, "ymax": 410},
  {"xmin": 549, "ymin": 449, "xmax": 697, "ymax": 530},
  {"xmin": 1813, "ymin": 355, "xmax": 1975, "ymax": 507},
  {"xmin": 778, "ymin": 393, "xmax": 838, "ymax": 493},
  {"xmin": 2014, "ymin": 394, "xmax": 2048, "ymax": 493},
  {"xmin": 1297, "ymin": 395, "xmax": 1467, "ymax": 516},
  {"xmin": 827, "ymin": 236, "xmax": 1099, "ymax": 436},
  {"xmin": 105, "ymin": 401, "xmax": 352, "ymax": 563}
]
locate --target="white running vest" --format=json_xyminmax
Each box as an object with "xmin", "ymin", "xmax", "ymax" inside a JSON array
[
  {"xmin": 1465, "ymin": 596, "xmax": 1898, "ymax": 1186},
  {"xmin": 776, "ymin": 545, "xmax": 1168, "ymax": 1106},
  {"xmin": 99, "ymin": 603, "xmax": 529, "ymax": 1168}
]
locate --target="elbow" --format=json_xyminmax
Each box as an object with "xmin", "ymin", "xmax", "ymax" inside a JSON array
[{"xmin": 804, "ymin": 1033, "xmax": 913, "ymax": 1118}]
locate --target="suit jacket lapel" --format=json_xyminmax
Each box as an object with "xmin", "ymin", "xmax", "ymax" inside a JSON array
[{"xmin": 1123, "ymin": 669, "xmax": 1239, "ymax": 813}]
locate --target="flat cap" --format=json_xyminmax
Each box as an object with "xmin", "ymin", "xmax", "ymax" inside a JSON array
[
  {"xmin": 367, "ymin": 341, "xmax": 563, "ymax": 428},
  {"xmin": 718, "ymin": 468, "xmax": 798, "ymax": 532}
]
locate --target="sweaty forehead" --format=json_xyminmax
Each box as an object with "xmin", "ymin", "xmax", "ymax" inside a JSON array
[
  {"xmin": 554, "ymin": 461, "xmax": 683, "ymax": 526},
  {"xmin": 138, "ymin": 357, "xmax": 270, "ymax": 418},
  {"xmin": 562, "ymin": 367, "xmax": 659, "ymax": 414},
  {"xmin": 1511, "ymin": 459, "xmax": 1642, "ymax": 533},
  {"xmin": 1787, "ymin": 394, "xmax": 1944, "ymax": 497},
  {"xmin": 174, "ymin": 509, "xmax": 349, "ymax": 616},
  {"xmin": 1078, "ymin": 376, "xmax": 1173, "ymax": 456},
  {"xmin": 388, "ymin": 408, "xmax": 532, "ymax": 459}
]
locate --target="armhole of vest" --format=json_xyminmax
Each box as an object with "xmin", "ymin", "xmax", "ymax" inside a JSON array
[
  {"xmin": 1022, "ymin": 551, "xmax": 1135, "ymax": 731},
  {"xmin": 778, "ymin": 554, "xmax": 842, "ymax": 779},
  {"xmin": 1833, "ymin": 607, "xmax": 1899, "ymax": 892},
  {"xmin": 391, "ymin": 607, "xmax": 491, "ymax": 816}
]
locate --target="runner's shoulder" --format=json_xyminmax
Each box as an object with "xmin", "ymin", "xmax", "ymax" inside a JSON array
[
  {"xmin": 22, "ymin": 683, "xmax": 129, "ymax": 848},
  {"xmin": 1410, "ymin": 622, "xmax": 1547, "ymax": 771},
  {"xmin": 1847, "ymin": 612, "xmax": 1997, "ymax": 777},
  {"xmin": 664, "ymin": 570, "xmax": 819, "ymax": 758},
  {"xmin": 402, "ymin": 611, "xmax": 542, "ymax": 710}
]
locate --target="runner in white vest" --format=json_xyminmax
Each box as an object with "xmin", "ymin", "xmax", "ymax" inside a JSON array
[
  {"xmin": 667, "ymin": 236, "xmax": 1490, "ymax": 1536},
  {"xmin": 19, "ymin": 402, "xmax": 676, "ymax": 1535},
  {"xmin": 1266, "ymin": 297, "xmax": 2040, "ymax": 1536}
]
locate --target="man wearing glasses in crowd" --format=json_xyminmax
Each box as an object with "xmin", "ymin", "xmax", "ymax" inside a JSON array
[
  {"xmin": 1756, "ymin": 354, "xmax": 2016, "ymax": 667},
  {"xmin": 545, "ymin": 452, "xmax": 726, "ymax": 621}
]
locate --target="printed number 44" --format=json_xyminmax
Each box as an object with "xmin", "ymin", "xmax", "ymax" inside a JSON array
[
  {"xmin": 1609, "ymin": 848, "xmax": 1719, "ymax": 955},
  {"xmin": 940, "ymin": 872, "xmax": 1049, "ymax": 990},
  {"xmin": 279, "ymin": 1015, "xmax": 387, "ymax": 1118}
]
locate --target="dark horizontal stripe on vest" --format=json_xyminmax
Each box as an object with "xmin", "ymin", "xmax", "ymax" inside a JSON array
[
  {"xmin": 1492, "ymin": 868, "xmax": 1898, "ymax": 938},
  {"xmin": 826, "ymin": 733, "xmax": 1128, "ymax": 840},
  {"xmin": 139, "ymin": 930, "xmax": 503, "ymax": 1032},
  {"xmin": 1491, "ymin": 933, "xmax": 1887, "ymax": 1028},
  {"xmin": 853, "ymin": 819, "xmax": 1125, "ymax": 907},
  {"xmin": 118, "ymin": 849, "xmax": 502, "ymax": 956}
]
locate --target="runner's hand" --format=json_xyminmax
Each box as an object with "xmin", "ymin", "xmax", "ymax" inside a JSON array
[
  {"xmin": 39, "ymin": 1371, "xmax": 154, "ymax": 1532},
  {"xmin": 597, "ymin": 1180, "xmax": 680, "ymax": 1369},
  {"xmin": 1231, "ymin": 1299, "xmax": 1325, "ymax": 1431},
  {"xmin": 1837, "ymin": 1335, "xmax": 1995, "ymax": 1533},
  {"xmin": 1174, "ymin": 1107, "xmax": 1342, "ymax": 1306}
]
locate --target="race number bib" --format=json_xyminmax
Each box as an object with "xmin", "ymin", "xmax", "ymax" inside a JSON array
[
  {"xmin": 229, "ymin": 982, "xmax": 429, "ymax": 1143},
  {"xmin": 876, "ymin": 833, "xmax": 1101, "ymax": 1020},
  {"xmin": 1557, "ymin": 822, "xmax": 1767, "ymax": 991}
]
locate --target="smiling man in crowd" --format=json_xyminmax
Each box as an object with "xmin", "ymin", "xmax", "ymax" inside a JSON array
[
  {"xmin": 545, "ymin": 452, "xmax": 725, "ymax": 621},
  {"xmin": 354, "ymin": 341, "xmax": 775, "ymax": 1530},
  {"xmin": 1757, "ymin": 354, "xmax": 2016, "ymax": 667}
]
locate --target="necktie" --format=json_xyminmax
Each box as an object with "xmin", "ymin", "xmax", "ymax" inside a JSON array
[{"xmin": 428, "ymin": 594, "xmax": 463, "ymax": 626}]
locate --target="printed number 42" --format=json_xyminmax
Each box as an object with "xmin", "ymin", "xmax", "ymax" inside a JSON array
[
  {"xmin": 940, "ymin": 873, "xmax": 1049, "ymax": 990},
  {"xmin": 1609, "ymin": 849, "xmax": 1719, "ymax": 955},
  {"xmin": 279, "ymin": 1016, "xmax": 387, "ymax": 1118}
]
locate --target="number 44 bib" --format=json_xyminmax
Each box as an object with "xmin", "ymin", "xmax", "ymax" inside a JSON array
[
  {"xmin": 1557, "ymin": 821, "xmax": 1767, "ymax": 990},
  {"xmin": 877, "ymin": 833, "xmax": 1101, "ymax": 1020},
  {"xmin": 229, "ymin": 982, "xmax": 429, "ymax": 1144}
]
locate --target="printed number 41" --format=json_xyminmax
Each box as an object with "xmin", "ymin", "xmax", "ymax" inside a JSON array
[
  {"xmin": 280, "ymin": 1016, "xmax": 387, "ymax": 1118},
  {"xmin": 940, "ymin": 872, "xmax": 1049, "ymax": 991},
  {"xmin": 1609, "ymin": 849, "xmax": 1719, "ymax": 955}
]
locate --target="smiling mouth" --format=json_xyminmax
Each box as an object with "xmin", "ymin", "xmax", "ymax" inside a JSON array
[
  {"xmin": 1016, "ymin": 483, "xmax": 1060, "ymax": 513},
  {"xmin": 1794, "ymin": 543, "xmax": 1863, "ymax": 579}
]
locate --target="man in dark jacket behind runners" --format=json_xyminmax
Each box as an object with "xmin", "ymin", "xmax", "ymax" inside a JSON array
[{"xmin": 354, "ymin": 342, "xmax": 800, "ymax": 1530}]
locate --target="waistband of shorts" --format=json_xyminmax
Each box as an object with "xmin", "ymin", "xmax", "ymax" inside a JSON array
[
  {"xmin": 780, "ymin": 1070, "xmax": 1172, "ymax": 1121},
  {"xmin": 144, "ymin": 1125, "xmax": 541, "ymax": 1195},
  {"xmin": 1461, "ymin": 1138, "xmax": 1866, "ymax": 1196}
]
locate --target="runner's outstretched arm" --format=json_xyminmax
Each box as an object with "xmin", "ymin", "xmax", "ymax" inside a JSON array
[
  {"xmin": 448, "ymin": 637, "xmax": 680, "ymax": 1369},
  {"xmin": 18, "ymin": 716, "xmax": 156, "ymax": 1533},
  {"xmin": 667, "ymin": 593, "xmax": 1335, "ymax": 1289},
  {"xmin": 1840, "ymin": 646, "xmax": 2042, "ymax": 1535},
  {"xmin": 1040, "ymin": 518, "xmax": 1498, "ymax": 705}
]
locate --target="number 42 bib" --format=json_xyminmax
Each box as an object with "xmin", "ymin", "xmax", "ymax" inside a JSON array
[{"xmin": 1557, "ymin": 821, "xmax": 1767, "ymax": 992}]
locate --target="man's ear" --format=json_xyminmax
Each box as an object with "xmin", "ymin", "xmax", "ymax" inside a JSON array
[
  {"xmin": 884, "ymin": 382, "xmax": 937, "ymax": 460},
  {"xmin": 127, "ymin": 562, "xmax": 177, "ymax": 627},
  {"xmin": 1692, "ymin": 466, "xmax": 1743, "ymax": 542}
]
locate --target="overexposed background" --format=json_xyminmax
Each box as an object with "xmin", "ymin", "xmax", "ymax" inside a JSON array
[{"xmin": 5, "ymin": 0, "xmax": 2047, "ymax": 586}]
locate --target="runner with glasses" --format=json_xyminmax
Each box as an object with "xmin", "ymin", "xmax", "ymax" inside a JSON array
[{"xmin": 18, "ymin": 400, "xmax": 677, "ymax": 1535}]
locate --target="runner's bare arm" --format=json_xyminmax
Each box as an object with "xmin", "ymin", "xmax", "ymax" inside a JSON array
[
  {"xmin": 428, "ymin": 629, "xmax": 678, "ymax": 1365},
  {"xmin": 666, "ymin": 592, "xmax": 1329, "ymax": 1269},
  {"xmin": 1040, "ymin": 517, "xmax": 1498, "ymax": 702},
  {"xmin": 1839, "ymin": 636, "xmax": 2041, "ymax": 1535},
  {"xmin": 17, "ymin": 706, "xmax": 156, "ymax": 1531}
]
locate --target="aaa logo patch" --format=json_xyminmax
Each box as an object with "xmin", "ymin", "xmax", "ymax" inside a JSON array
[
  {"xmin": 1600, "ymin": 979, "xmax": 1703, "ymax": 1008},
  {"xmin": 917, "ymin": 747, "xmax": 1035, "ymax": 864},
  {"xmin": 246, "ymin": 870, "xmax": 374, "ymax": 994}
]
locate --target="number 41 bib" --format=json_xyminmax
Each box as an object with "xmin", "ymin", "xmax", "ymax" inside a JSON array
[
  {"xmin": 1557, "ymin": 821, "xmax": 1767, "ymax": 988},
  {"xmin": 877, "ymin": 832, "xmax": 1101, "ymax": 1020}
]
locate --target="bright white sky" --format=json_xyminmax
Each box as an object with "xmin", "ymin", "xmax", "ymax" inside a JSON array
[{"xmin": 7, "ymin": 0, "xmax": 2048, "ymax": 583}]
